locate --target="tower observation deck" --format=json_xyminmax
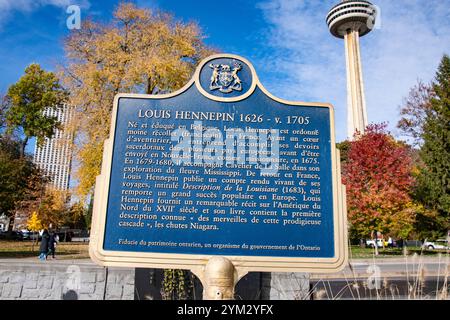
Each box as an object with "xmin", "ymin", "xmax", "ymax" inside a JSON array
[{"xmin": 326, "ymin": 0, "xmax": 377, "ymax": 139}]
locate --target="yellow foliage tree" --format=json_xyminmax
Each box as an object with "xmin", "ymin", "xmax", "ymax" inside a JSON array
[
  {"xmin": 38, "ymin": 188, "xmax": 68, "ymax": 229},
  {"xmin": 27, "ymin": 211, "xmax": 43, "ymax": 251},
  {"xmin": 27, "ymin": 211, "xmax": 43, "ymax": 232},
  {"xmin": 60, "ymin": 2, "xmax": 215, "ymax": 199}
]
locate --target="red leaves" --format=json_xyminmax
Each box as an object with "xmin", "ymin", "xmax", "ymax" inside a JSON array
[{"xmin": 342, "ymin": 124, "xmax": 415, "ymax": 237}]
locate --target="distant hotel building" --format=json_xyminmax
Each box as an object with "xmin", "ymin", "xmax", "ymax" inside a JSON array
[{"xmin": 33, "ymin": 104, "xmax": 73, "ymax": 191}]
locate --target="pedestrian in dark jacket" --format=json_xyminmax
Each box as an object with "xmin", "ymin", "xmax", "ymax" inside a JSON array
[
  {"xmin": 48, "ymin": 232, "xmax": 59, "ymax": 259},
  {"xmin": 39, "ymin": 229, "xmax": 50, "ymax": 261}
]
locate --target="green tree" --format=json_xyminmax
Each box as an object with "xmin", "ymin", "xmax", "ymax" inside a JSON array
[
  {"xmin": 416, "ymin": 55, "xmax": 450, "ymax": 232},
  {"xmin": 336, "ymin": 140, "xmax": 351, "ymax": 163},
  {"xmin": 397, "ymin": 81, "xmax": 433, "ymax": 147},
  {"xmin": 85, "ymin": 196, "xmax": 94, "ymax": 230},
  {"xmin": 63, "ymin": 201, "xmax": 88, "ymax": 229},
  {"xmin": 0, "ymin": 136, "xmax": 45, "ymax": 219},
  {"xmin": 5, "ymin": 63, "xmax": 68, "ymax": 156},
  {"xmin": 0, "ymin": 93, "xmax": 7, "ymax": 131}
]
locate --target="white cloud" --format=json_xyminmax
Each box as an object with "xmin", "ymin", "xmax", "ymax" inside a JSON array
[
  {"xmin": 0, "ymin": 0, "xmax": 87, "ymax": 12},
  {"xmin": 255, "ymin": 0, "xmax": 450, "ymax": 142},
  {"xmin": 0, "ymin": 0, "xmax": 90, "ymax": 27}
]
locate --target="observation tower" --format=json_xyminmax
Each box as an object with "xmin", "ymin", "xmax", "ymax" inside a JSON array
[{"xmin": 326, "ymin": 0, "xmax": 377, "ymax": 138}]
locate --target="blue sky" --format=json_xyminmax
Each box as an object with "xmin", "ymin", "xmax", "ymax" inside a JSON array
[{"xmin": 1, "ymin": 0, "xmax": 449, "ymax": 148}]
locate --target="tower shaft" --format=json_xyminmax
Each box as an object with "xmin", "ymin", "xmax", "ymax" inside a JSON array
[
  {"xmin": 344, "ymin": 29, "xmax": 368, "ymax": 139},
  {"xmin": 327, "ymin": 0, "xmax": 376, "ymax": 139}
]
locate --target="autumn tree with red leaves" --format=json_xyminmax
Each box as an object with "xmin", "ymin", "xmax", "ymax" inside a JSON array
[{"xmin": 342, "ymin": 124, "xmax": 416, "ymax": 242}]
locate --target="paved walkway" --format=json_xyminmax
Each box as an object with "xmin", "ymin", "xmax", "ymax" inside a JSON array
[{"xmin": 0, "ymin": 257, "xmax": 94, "ymax": 266}]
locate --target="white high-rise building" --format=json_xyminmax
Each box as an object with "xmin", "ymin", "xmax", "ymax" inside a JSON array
[{"xmin": 33, "ymin": 104, "xmax": 73, "ymax": 190}]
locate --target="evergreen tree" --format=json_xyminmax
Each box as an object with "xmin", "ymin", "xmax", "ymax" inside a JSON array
[{"xmin": 416, "ymin": 55, "xmax": 450, "ymax": 230}]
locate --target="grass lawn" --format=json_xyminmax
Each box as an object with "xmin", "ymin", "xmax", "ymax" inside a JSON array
[
  {"xmin": 349, "ymin": 245, "xmax": 446, "ymax": 259},
  {"xmin": 0, "ymin": 241, "xmax": 446, "ymax": 260},
  {"xmin": 0, "ymin": 240, "xmax": 89, "ymax": 259}
]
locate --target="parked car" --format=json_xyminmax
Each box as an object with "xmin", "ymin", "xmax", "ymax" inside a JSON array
[
  {"xmin": 71, "ymin": 235, "xmax": 90, "ymax": 242},
  {"xmin": 59, "ymin": 228, "xmax": 89, "ymax": 242},
  {"xmin": 55, "ymin": 231, "xmax": 73, "ymax": 242},
  {"xmin": 0, "ymin": 231, "xmax": 25, "ymax": 240},
  {"xmin": 0, "ymin": 231, "xmax": 9, "ymax": 240},
  {"xmin": 20, "ymin": 231, "xmax": 41, "ymax": 241},
  {"xmin": 405, "ymin": 240, "xmax": 423, "ymax": 247},
  {"xmin": 423, "ymin": 239, "xmax": 450, "ymax": 250},
  {"xmin": 366, "ymin": 239, "xmax": 388, "ymax": 248}
]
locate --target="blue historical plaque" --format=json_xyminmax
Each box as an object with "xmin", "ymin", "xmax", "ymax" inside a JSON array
[{"xmin": 90, "ymin": 54, "xmax": 347, "ymax": 273}]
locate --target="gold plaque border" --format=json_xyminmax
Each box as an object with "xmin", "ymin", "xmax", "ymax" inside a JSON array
[{"xmin": 89, "ymin": 54, "xmax": 348, "ymax": 273}]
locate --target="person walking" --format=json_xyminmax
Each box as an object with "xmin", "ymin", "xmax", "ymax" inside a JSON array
[
  {"xmin": 387, "ymin": 236, "xmax": 393, "ymax": 248},
  {"xmin": 48, "ymin": 231, "xmax": 59, "ymax": 259},
  {"xmin": 39, "ymin": 229, "xmax": 50, "ymax": 261}
]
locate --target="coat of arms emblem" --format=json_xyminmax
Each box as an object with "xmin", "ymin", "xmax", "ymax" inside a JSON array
[{"xmin": 209, "ymin": 62, "xmax": 242, "ymax": 93}]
